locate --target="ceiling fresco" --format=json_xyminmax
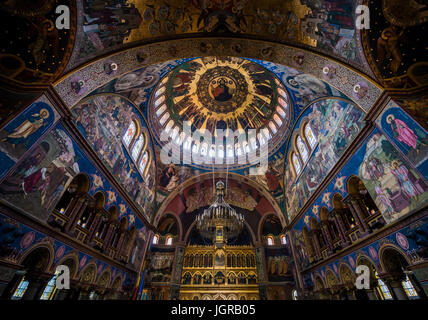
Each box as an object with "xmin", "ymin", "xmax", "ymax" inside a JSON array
[
  {"xmin": 148, "ymin": 56, "xmax": 291, "ymax": 170},
  {"xmin": 362, "ymin": 0, "xmax": 428, "ymax": 88},
  {"xmin": 66, "ymin": 0, "xmax": 369, "ymax": 74},
  {"xmin": 69, "ymin": 55, "xmax": 361, "ymax": 227},
  {"xmin": 0, "ymin": 0, "xmax": 76, "ymax": 84}
]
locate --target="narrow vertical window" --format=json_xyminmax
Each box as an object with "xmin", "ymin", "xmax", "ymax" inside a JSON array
[
  {"xmin": 139, "ymin": 151, "xmax": 149, "ymax": 175},
  {"xmin": 123, "ymin": 121, "xmax": 137, "ymax": 147},
  {"xmin": 152, "ymin": 234, "xmax": 159, "ymax": 245},
  {"xmin": 304, "ymin": 123, "xmax": 317, "ymax": 150},
  {"xmin": 292, "ymin": 153, "xmax": 302, "ymax": 175},
  {"xmin": 12, "ymin": 278, "xmax": 29, "ymax": 300},
  {"xmin": 132, "ymin": 134, "xmax": 145, "ymax": 161},
  {"xmin": 297, "ymin": 136, "xmax": 309, "ymax": 162}
]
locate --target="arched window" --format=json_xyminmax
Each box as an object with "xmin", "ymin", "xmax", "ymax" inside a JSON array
[
  {"xmin": 292, "ymin": 153, "xmax": 302, "ymax": 175},
  {"xmin": 131, "ymin": 134, "xmax": 145, "ymax": 161},
  {"xmin": 267, "ymin": 236, "xmax": 274, "ymax": 246},
  {"xmin": 276, "ymin": 105, "xmax": 287, "ymax": 118},
  {"xmin": 152, "ymin": 234, "xmax": 159, "ymax": 245},
  {"xmin": 154, "ymin": 95, "xmax": 165, "ymax": 107},
  {"xmin": 269, "ymin": 121, "xmax": 278, "ymax": 134},
  {"xmin": 12, "ymin": 278, "xmax": 29, "ymax": 300},
  {"xmin": 375, "ymin": 272, "xmax": 393, "ymax": 300},
  {"xmin": 280, "ymin": 234, "xmax": 287, "ymax": 245},
  {"xmin": 139, "ymin": 151, "xmax": 149, "ymax": 175},
  {"xmin": 156, "ymin": 104, "xmax": 167, "ymax": 116},
  {"xmin": 159, "ymin": 112, "xmax": 169, "ymax": 125},
  {"xmin": 304, "ymin": 123, "xmax": 317, "ymax": 150},
  {"xmin": 123, "ymin": 121, "xmax": 137, "ymax": 147},
  {"xmin": 296, "ymin": 136, "xmax": 309, "ymax": 162},
  {"xmin": 41, "ymin": 270, "xmax": 60, "ymax": 300},
  {"xmin": 273, "ymin": 114, "xmax": 283, "ymax": 127},
  {"xmin": 165, "ymin": 235, "xmax": 173, "ymax": 246},
  {"xmin": 402, "ymin": 275, "xmax": 418, "ymax": 298}
]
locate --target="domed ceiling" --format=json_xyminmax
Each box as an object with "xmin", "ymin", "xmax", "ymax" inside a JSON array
[
  {"xmin": 148, "ymin": 56, "xmax": 291, "ymax": 170},
  {"xmin": 77, "ymin": 54, "xmax": 363, "ymax": 226}
]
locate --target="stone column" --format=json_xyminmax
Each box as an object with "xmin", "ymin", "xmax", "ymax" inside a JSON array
[
  {"xmin": 115, "ymin": 232, "xmax": 126, "ymax": 260},
  {"xmin": 331, "ymin": 210, "xmax": 350, "ymax": 246},
  {"xmin": 302, "ymin": 229, "xmax": 316, "ymax": 263},
  {"xmin": 21, "ymin": 275, "xmax": 49, "ymax": 300},
  {"xmin": 320, "ymin": 221, "xmax": 334, "ymax": 254},
  {"xmin": 309, "ymin": 230, "xmax": 322, "ymax": 261},
  {"xmin": 345, "ymin": 196, "xmax": 369, "ymax": 236},
  {"xmin": 102, "ymin": 223, "xmax": 117, "ymax": 251},
  {"xmin": 64, "ymin": 197, "xmax": 87, "ymax": 233},
  {"xmin": 389, "ymin": 279, "xmax": 409, "ymax": 300},
  {"xmin": 85, "ymin": 212, "xmax": 103, "ymax": 244}
]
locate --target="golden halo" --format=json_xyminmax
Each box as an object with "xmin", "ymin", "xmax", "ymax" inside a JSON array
[
  {"xmin": 386, "ymin": 114, "xmax": 395, "ymax": 123},
  {"xmin": 39, "ymin": 108, "xmax": 50, "ymax": 119}
]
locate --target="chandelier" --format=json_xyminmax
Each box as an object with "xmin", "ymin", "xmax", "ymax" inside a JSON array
[{"xmin": 196, "ymin": 181, "xmax": 245, "ymax": 242}]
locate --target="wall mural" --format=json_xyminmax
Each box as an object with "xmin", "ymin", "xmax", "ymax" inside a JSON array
[
  {"xmin": 0, "ymin": 213, "xmax": 136, "ymax": 288},
  {"xmin": 395, "ymin": 95, "xmax": 428, "ymax": 132},
  {"xmin": 146, "ymin": 248, "xmax": 176, "ymax": 283},
  {"xmin": 285, "ymin": 98, "xmax": 365, "ymax": 223},
  {"xmin": 265, "ymin": 248, "xmax": 292, "ymax": 282},
  {"xmin": 0, "ymin": 98, "xmax": 58, "ymax": 179},
  {"xmin": 0, "ymin": 123, "xmax": 149, "ymax": 271},
  {"xmin": 378, "ymin": 100, "xmax": 428, "ymax": 181},
  {"xmin": 70, "ymin": 0, "xmax": 367, "ymax": 73},
  {"xmin": 364, "ymin": 1, "xmax": 428, "ymax": 88},
  {"xmin": 305, "ymin": 217, "xmax": 428, "ymax": 290},
  {"xmin": 0, "ymin": 0, "xmax": 75, "ymax": 84},
  {"xmin": 71, "ymin": 94, "xmax": 156, "ymax": 222},
  {"xmin": 292, "ymin": 123, "xmax": 428, "ymax": 270},
  {"xmin": 251, "ymin": 59, "xmax": 348, "ymax": 122}
]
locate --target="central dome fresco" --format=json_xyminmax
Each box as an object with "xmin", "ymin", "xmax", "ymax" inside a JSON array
[{"xmin": 149, "ymin": 57, "xmax": 291, "ymax": 169}]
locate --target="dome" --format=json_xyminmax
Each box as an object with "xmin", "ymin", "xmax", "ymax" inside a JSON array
[{"xmin": 148, "ymin": 56, "xmax": 291, "ymax": 170}]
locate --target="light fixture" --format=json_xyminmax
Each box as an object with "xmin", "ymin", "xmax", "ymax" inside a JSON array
[{"xmin": 196, "ymin": 181, "xmax": 244, "ymax": 243}]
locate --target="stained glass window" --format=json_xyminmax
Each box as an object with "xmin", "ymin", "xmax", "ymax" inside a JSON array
[
  {"xmin": 375, "ymin": 272, "xmax": 393, "ymax": 300},
  {"xmin": 267, "ymin": 236, "xmax": 274, "ymax": 246},
  {"xmin": 152, "ymin": 234, "xmax": 159, "ymax": 245},
  {"xmin": 123, "ymin": 121, "xmax": 137, "ymax": 147},
  {"xmin": 402, "ymin": 275, "xmax": 418, "ymax": 298},
  {"xmin": 132, "ymin": 135, "xmax": 145, "ymax": 161},
  {"xmin": 292, "ymin": 153, "xmax": 302, "ymax": 175},
  {"xmin": 12, "ymin": 278, "xmax": 29, "ymax": 300},
  {"xmin": 297, "ymin": 136, "xmax": 309, "ymax": 162},
  {"xmin": 139, "ymin": 151, "xmax": 149, "ymax": 174},
  {"xmin": 41, "ymin": 271, "xmax": 60, "ymax": 300},
  {"xmin": 304, "ymin": 123, "xmax": 317, "ymax": 150}
]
